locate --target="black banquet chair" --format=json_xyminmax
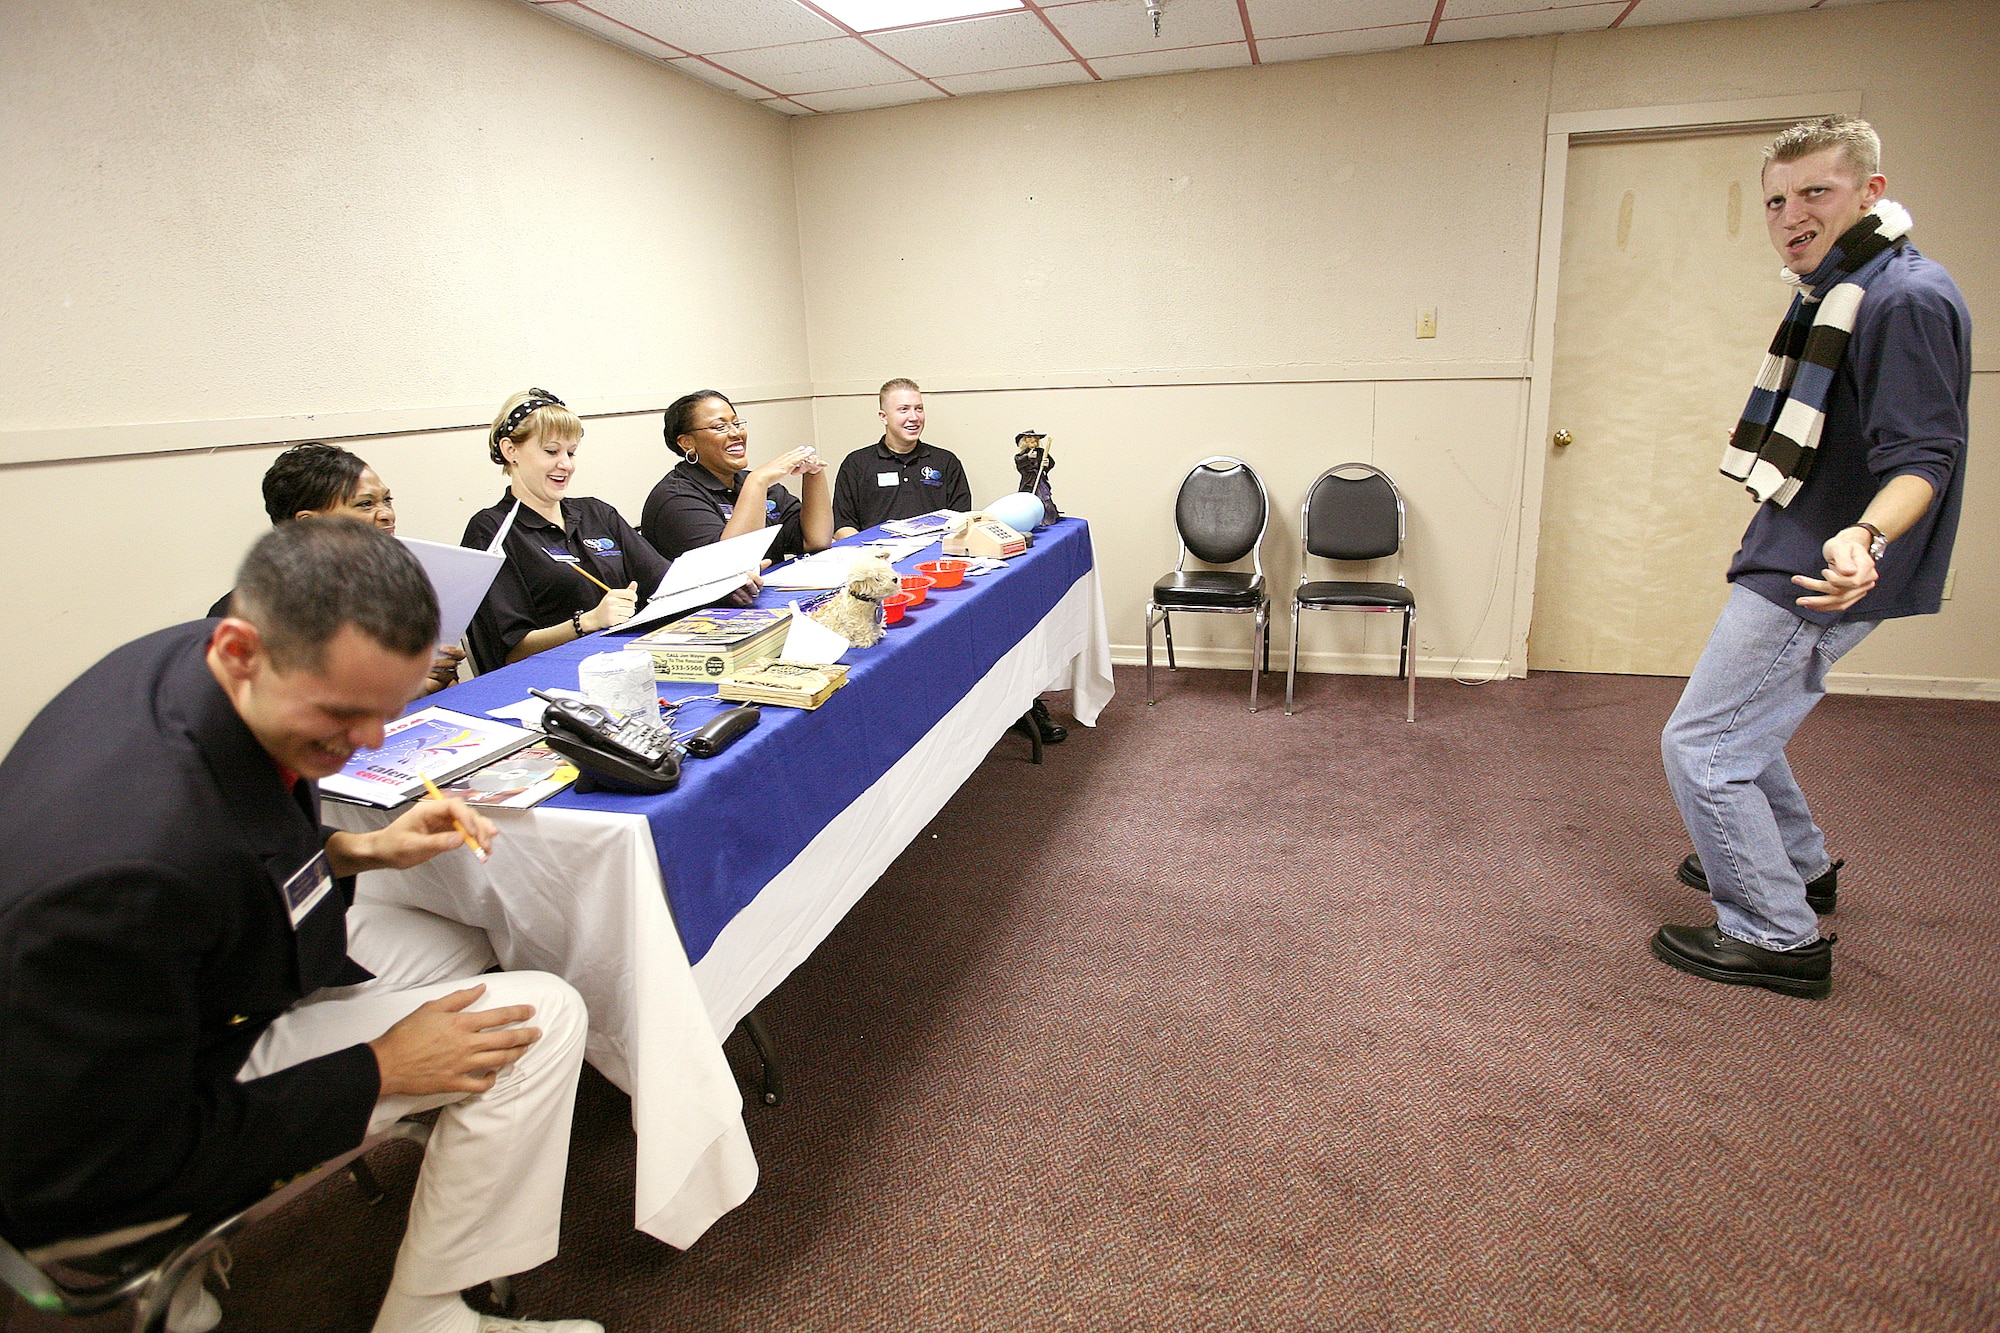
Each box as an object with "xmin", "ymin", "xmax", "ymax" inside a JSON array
[
  {"xmin": 1145, "ymin": 456, "xmax": 1272, "ymax": 712},
  {"xmin": 1286, "ymin": 462, "xmax": 1416, "ymax": 722}
]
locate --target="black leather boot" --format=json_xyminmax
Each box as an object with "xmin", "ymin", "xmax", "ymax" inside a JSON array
[{"xmin": 1029, "ymin": 698, "xmax": 1067, "ymax": 744}]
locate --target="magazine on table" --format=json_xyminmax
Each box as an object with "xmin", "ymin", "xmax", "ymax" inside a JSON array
[
  {"xmin": 320, "ymin": 707, "xmax": 539, "ymax": 808},
  {"xmin": 881, "ymin": 509, "xmax": 962, "ymax": 536},
  {"xmin": 435, "ymin": 740, "xmax": 578, "ymax": 809}
]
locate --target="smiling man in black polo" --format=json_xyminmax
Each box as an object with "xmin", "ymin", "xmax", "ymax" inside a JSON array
[{"xmin": 830, "ymin": 378, "xmax": 973, "ymax": 539}]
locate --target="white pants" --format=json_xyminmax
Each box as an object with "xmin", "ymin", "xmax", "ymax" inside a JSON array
[{"xmin": 238, "ymin": 904, "xmax": 586, "ymax": 1295}]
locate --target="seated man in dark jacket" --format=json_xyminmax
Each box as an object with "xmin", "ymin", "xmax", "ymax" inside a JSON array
[{"xmin": 0, "ymin": 519, "xmax": 599, "ymax": 1333}]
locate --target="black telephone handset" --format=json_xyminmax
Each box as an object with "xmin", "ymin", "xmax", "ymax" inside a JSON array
[{"xmin": 530, "ymin": 690, "xmax": 682, "ymax": 794}]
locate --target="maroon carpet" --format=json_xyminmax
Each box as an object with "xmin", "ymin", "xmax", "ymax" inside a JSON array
[{"xmin": 11, "ymin": 667, "xmax": 1999, "ymax": 1332}]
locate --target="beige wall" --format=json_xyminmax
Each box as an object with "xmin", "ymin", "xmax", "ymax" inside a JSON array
[
  {"xmin": 4, "ymin": 0, "xmax": 1994, "ymax": 750},
  {"xmin": 789, "ymin": 0, "xmax": 1996, "ymax": 691},
  {"xmin": 0, "ymin": 0, "xmax": 815, "ymax": 747}
]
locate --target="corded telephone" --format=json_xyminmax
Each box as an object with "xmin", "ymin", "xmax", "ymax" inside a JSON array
[{"xmin": 529, "ymin": 689, "xmax": 681, "ymax": 794}]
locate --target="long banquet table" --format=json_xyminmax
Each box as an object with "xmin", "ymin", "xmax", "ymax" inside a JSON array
[{"xmin": 326, "ymin": 517, "xmax": 1112, "ymax": 1247}]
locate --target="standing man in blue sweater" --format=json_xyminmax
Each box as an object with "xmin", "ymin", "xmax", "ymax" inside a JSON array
[{"xmin": 1652, "ymin": 116, "xmax": 1971, "ymax": 998}]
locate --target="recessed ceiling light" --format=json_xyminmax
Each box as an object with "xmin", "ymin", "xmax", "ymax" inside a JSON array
[{"xmin": 811, "ymin": 0, "xmax": 1026, "ymax": 33}]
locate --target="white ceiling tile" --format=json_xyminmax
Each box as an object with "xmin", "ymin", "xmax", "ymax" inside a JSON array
[
  {"xmin": 537, "ymin": 2, "xmax": 687, "ymax": 57},
  {"xmin": 930, "ymin": 61, "xmax": 1097, "ymax": 95},
  {"xmin": 1245, "ymin": 0, "xmax": 1436, "ymax": 40},
  {"xmin": 1616, "ymin": 0, "xmax": 1821, "ymax": 24},
  {"xmin": 791, "ymin": 81, "xmax": 951, "ymax": 112},
  {"xmin": 818, "ymin": 0, "xmax": 1027, "ymax": 28},
  {"xmin": 1255, "ymin": 22, "xmax": 1429, "ymax": 59},
  {"xmin": 1432, "ymin": 2, "xmax": 1625, "ymax": 42},
  {"xmin": 1088, "ymin": 41, "xmax": 1253, "ymax": 79},
  {"xmin": 1441, "ymin": 0, "xmax": 1621, "ymax": 18},
  {"xmin": 1040, "ymin": 0, "xmax": 1248, "ymax": 61},
  {"xmin": 711, "ymin": 36, "xmax": 916, "ymax": 93},
  {"xmin": 578, "ymin": 0, "xmax": 842, "ymax": 54},
  {"xmin": 669, "ymin": 56, "xmax": 786, "ymax": 99},
  {"xmin": 868, "ymin": 11, "xmax": 1074, "ymax": 76}
]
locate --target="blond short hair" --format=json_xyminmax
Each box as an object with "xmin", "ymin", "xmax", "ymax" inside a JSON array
[
  {"xmin": 1763, "ymin": 115, "xmax": 1881, "ymax": 183},
  {"xmin": 879, "ymin": 377, "xmax": 921, "ymax": 408},
  {"xmin": 488, "ymin": 389, "xmax": 582, "ymax": 467}
]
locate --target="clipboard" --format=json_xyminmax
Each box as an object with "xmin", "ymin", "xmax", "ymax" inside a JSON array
[{"xmin": 398, "ymin": 537, "xmax": 506, "ymax": 646}]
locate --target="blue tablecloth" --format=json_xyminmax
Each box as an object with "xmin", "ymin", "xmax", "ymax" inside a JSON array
[{"xmin": 426, "ymin": 518, "xmax": 1095, "ymax": 964}]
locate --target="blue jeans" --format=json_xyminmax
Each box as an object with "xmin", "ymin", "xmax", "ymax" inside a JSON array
[{"xmin": 1661, "ymin": 584, "xmax": 1875, "ymax": 950}]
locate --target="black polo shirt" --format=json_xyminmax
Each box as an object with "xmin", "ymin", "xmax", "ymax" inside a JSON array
[
  {"xmin": 459, "ymin": 493, "xmax": 668, "ymax": 675},
  {"xmin": 831, "ymin": 438, "xmax": 973, "ymax": 533},
  {"xmin": 641, "ymin": 458, "xmax": 806, "ymax": 561}
]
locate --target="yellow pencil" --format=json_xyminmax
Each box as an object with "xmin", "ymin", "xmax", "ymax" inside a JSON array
[
  {"xmin": 569, "ymin": 563, "xmax": 615, "ymax": 595},
  {"xmin": 420, "ymin": 773, "xmax": 490, "ymax": 862}
]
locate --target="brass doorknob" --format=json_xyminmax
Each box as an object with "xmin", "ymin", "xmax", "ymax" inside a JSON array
[{"xmin": 1552, "ymin": 429, "xmax": 1574, "ymax": 447}]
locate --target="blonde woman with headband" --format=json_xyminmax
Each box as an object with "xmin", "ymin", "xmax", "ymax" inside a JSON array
[{"xmin": 459, "ymin": 388, "xmax": 670, "ymax": 674}]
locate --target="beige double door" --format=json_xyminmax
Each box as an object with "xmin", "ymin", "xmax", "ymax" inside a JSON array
[{"xmin": 1531, "ymin": 130, "xmax": 1798, "ymax": 676}]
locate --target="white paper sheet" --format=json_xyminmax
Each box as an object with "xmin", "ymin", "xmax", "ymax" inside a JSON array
[
  {"xmin": 618, "ymin": 525, "xmax": 784, "ymax": 632},
  {"xmin": 777, "ymin": 603, "xmax": 851, "ymax": 665},
  {"xmin": 487, "ymin": 688, "xmax": 585, "ymax": 728},
  {"xmin": 398, "ymin": 537, "xmax": 506, "ymax": 646},
  {"xmin": 759, "ymin": 546, "xmax": 870, "ymax": 590}
]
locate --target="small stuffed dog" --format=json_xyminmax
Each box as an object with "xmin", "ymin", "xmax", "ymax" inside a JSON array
[{"xmin": 811, "ymin": 554, "xmax": 902, "ymax": 649}]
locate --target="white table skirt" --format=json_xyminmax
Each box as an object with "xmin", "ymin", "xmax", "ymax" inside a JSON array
[{"xmin": 326, "ymin": 562, "xmax": 1112, "ymax": 1248}]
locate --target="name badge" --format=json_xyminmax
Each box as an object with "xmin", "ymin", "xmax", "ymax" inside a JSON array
[
  {"xmin": 280, "ymin": 851, "xmax": 335, "ymax": 928},
  {"xmin": 877, "ymin": 472, "xmax": 901, "ymax": 487},
  {"xmin": 543, "ymin": 548, "xmax": 579, "ymax": 564}
]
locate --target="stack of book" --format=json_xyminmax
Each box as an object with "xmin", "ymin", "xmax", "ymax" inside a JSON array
[
  {"xmin": 717, "ymin": 662, "xmax": 851, "ymax": 710},
  {"xmin": 631, "ymin": 607, "xmax": 790, "ymax": 681}
]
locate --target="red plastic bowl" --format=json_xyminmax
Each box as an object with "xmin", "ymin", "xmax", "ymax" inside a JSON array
[
  {"xmin": 916, "ymin": 558, "xmax": 967, "ymax": 588},
  {"xmin": 882, "ymin": 592, "xmax": 913, "ymax": 624},
  {"xmin": 898, "ymin": 575, "xmax": 935, "ymax": 605}
]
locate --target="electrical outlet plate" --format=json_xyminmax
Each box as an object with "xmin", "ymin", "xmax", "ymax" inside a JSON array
[
  {"xmin": 1416, "ymin": 307, "xmax": 1437, "ymax": 339},
  {"xmin": 1942, "ymin": 567, "xmax": 1956, "ymax": 599}
]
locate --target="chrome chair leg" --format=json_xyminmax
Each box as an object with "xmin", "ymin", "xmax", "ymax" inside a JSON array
[
  {"xmin": 1285, "ymin": 602, "xmax": 1301, "ymax": 715},
  {"xmin": 1404, "ymin": 607, "xmax": 1417, "ymax": 723},
  {"xmin": 1144, "ymin": 603, "xmax": 1157, "ymax": 705},
  {"xmin": 1248, "ymin": 603, "xmax": 1262, "ymax": 713}
]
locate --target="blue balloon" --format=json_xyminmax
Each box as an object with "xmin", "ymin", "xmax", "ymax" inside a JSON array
[{"xmin": 985, "ymin": 491, "xmax": 1048, "ymax": 532}]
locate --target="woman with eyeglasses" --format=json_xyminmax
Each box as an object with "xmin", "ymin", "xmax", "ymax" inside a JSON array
[
  {"xmin": 640, "ymin": 390, "xmax": 833, "ymax": 560},
  {"xmin": 460, "ymin": 388, "xmax": 671, "ymax": 674},
  {"xmin": 210, "ymin": 442, "xmax": 464, "ymax": 693}
]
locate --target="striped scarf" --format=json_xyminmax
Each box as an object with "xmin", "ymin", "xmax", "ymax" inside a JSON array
[{"xmin": 1720, "ymin": 200, "xmax": 1911, "ymax": 506}]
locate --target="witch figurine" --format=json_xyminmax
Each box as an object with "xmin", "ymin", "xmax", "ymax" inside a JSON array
[{"xmin": 1014, "ymin": 430, "xmax": 1059, "ymax": 525}]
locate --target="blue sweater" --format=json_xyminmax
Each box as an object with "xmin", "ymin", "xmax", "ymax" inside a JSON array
[{"xmin": 1729, "ymin": 244, "xmax": 1971, "ymax": 624}]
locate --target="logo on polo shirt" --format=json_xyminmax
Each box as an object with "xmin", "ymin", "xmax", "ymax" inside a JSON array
[
  {"xmin": 582, "ymin": 537, "xmax": 621, "ymax": 557},
  {"xmin": 767, "ymin": 498, "xmax": 780, "ymax": 515},
  {"xmin": 921, "ymin": 466, "xmax": 943, "ymax": 486}
]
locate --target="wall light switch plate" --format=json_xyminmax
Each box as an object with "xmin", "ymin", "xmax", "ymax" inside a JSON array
[
  {"xmin": 1416, "ymin": 307, "xmax": 1437, "ymax": 339},
  {"xmin": 1942, "ymin": 567, "xmax": 1956, "ymax": 599}
]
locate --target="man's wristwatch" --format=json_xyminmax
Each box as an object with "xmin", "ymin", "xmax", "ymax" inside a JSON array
[{"xmin": 1852, "ymin": 522, "xmax": 1889, "ymax": 561}]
